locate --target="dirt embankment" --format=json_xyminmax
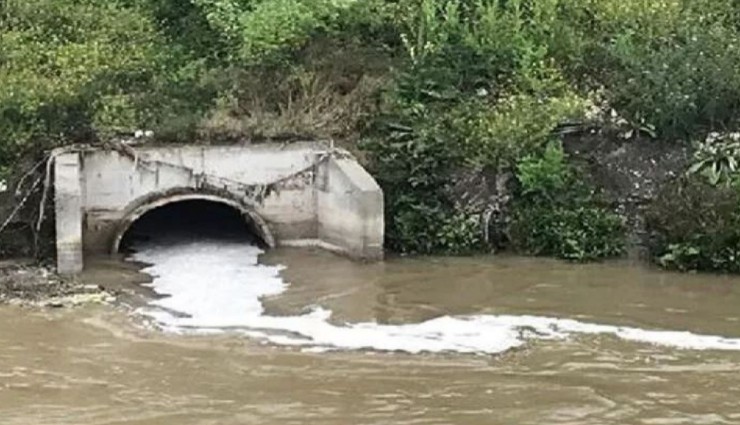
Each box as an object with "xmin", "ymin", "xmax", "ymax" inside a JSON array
[
  {"xmin": 446, "ymin": 132, "xmax": 691, "ymax": 254},
  {"xmin": 564, "ymin": 133, "xmax": 691, "ymax": 254}
]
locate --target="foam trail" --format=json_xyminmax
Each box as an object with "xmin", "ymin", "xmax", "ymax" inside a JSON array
[{"xmin": 132, "ymin": 240, "xmax": 740, "ymax": 354}]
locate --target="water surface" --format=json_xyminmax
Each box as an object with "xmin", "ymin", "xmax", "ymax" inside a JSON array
[{"xmin": 2, "ymin": 243, "xmax": 740, "ymax": 424}]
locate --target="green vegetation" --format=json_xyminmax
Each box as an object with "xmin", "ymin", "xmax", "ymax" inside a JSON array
[
  {"xmin": 510, "ymin": 142, "xmax": 625, "ymax": 261},
  {"xmin": 647, "ymin": 134, "xmax": 740, "ymax": 273},
  {"xmin": 0, "ymin": 0, "xmax": 395, "ymax": 168},
  {"xmin": 3, "ymin": 0, "xmax": 740, "ymax": 265},
  {"xmin": 364, "ymin": 0, "xmax": 737, "ymax": 256},
  {"xmin": 647, "ymin": 177, "xmax": 740, "ymax": 273}
]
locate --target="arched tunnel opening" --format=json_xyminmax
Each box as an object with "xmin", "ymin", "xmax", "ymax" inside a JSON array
[{"xmin": 118, "ymin": 199, "xmax": 268, "ymax": 253}]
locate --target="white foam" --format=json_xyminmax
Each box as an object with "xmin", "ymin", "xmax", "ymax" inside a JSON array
[{"xmin": 132, "ymin": 240, "xmax": 740, "ymax": 354}]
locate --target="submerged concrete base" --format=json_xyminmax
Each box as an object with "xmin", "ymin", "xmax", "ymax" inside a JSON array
[{"xmin": 54, "ymin": 142, "xmax": 384, "ymax": 275}]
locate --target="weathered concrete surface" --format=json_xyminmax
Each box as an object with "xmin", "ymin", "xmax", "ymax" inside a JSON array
[
  {"xmin": 55, "ymin": 153, "xmax": 84, "ymax": 274},
  {"xmin": 316, "ymin": 157, "xmax": 384, "ymax": 260},
  {"xmin": 54, "ymin": 142, "xmax": 384, "ymax": 274}
]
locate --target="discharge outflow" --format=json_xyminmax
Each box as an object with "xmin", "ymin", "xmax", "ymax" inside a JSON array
[{"xmin": 133, "ymin": 240, "xmax": 740, "ymax": 354}]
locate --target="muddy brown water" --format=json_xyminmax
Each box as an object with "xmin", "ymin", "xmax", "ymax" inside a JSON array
[{"xmin": 2, "ymin": 248, "xmax": 740, "ymax": 424}]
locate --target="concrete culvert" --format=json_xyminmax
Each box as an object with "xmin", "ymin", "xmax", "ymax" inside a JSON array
[
  {"xmin": 53, "ymin": 145, "xmax": 384, "ymax": 274},
  {"xmin": 116, "ymin": 199, "xmax": 272, "ymax": 253}
]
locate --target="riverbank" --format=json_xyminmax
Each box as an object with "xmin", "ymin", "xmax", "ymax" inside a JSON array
[{"xmin": 0, "ymin": 259, "xmax": 113, "ymax": 307}]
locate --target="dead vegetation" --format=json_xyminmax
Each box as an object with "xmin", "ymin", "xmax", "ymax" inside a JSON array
[{"xmin": 195, "ymin": 39, "xmax": 396, "ymax": 152}]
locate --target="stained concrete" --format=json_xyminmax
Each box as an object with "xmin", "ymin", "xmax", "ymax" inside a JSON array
[
  {"xmin": 54, "ymin": 142, "xmax": 384, "ymax": 274},
  {"xmin": 55, "ymin": 153, "xmax": 84, "ymax": 275},
  {"xmin": 317, "ymin": 157, "xmax": 383, "ymax": 260}
]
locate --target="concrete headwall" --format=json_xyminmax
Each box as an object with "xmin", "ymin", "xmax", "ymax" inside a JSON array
[
  {"xmin": 54, "ymin": 142, "xmax": 384, "ymax": 274},
  {"xmin": 81, "ymin": 143, "xmax": 320, "ymax": 254},
  {"xmin": 317, "ymin": 157, "xmax": 384, "ymax": 260}
]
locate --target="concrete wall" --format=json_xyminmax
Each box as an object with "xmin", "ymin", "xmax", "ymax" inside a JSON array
[
  {"xmin": 55, "ymin": 153, "xmax": 84, "ymax": 274},
  {"xmin": 81, "ymin": 143, "xmax": 321, "ymax": 253},
  {"xmin": 316, "ymin": 157, "xmax": 384, "ymax": 260},
  {"xmin": 54, "ymin": 142, "xmax": 383, "ymax": 274}
]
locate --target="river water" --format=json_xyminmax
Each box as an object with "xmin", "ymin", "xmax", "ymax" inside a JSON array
[{"xmin": 3, "ymin": 239, "xmax": 740, "ymax": 424}]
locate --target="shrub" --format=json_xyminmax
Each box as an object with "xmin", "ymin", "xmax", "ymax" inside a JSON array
[
  {"xmin": 556, "ymin": 0, "xmax": 740, "ymax": 140},
  {"xmin": 363, "ymin": 116, "xmax": 483, "ymax": 254},
  {"xmin": 646, "ymin": 178, "xmax": 740, "ymax": 272},
  {"xmin": 458, "ymin": 92, "xmax": 584, "ymax": 169},
  {"xmin": 687, "ymin": 132, "xmax": 740, "ymax": 186},
  {"xmin": 510, "ymin": 141, "xmax": 625, "ymax": 261},
  {"xmin": 367, "ymin": 0, "xmax": 740, "ymax": 257},
  {"xmin": 0, "ymin": 0, "xmax": 214, "ymax": 167},
  {"xmin": 364, "ymin": 0, "xmax": 587, "ymax": 255},
  {"xmin": 645, "ymin": 131, "xmax": 740, "ymax": 273},
  {"xmin": 193, "ymin": 0, "xmax": 392, "ymax": 65}
]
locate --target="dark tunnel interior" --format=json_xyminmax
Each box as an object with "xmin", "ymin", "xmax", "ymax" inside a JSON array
[{"xmin": 119, "ymin": 200, "xmax": 262, "ymax": 252}]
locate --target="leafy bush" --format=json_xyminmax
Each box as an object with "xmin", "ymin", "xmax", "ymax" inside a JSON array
[
  {"xmin": 366, "ymin": 0, "xmax": 740, "ymax": 256},
  {"xmin": 0, "ymin": 0, "xmax": 391, "ymax": 168},
  {"xmin": 688, "ymin": 132, "xmax": 740, "ymax": 186},
  {"xmin": 645, "ymin": 131, "xmax": 740, "ymax": 272},
  {"xmin": 363, "ymin": 117, "xmax": 483, "ymax": 254},
  {"xmin": 556, "ymin": 0, "xmax": 740, "ymax": 140},
  {"xmin": 452, "ymin": 93, "xmax": 585, "ymax": 169},
  {"xmin": 647, "ymin": 178, "xmax": 740, "ymax": 272},
  {"xmin": 365, "ymin": 0, "xmax": 586, "ymax": 255},
  {"xmin": 510, "ymin": 142, "xmax": 625, "ymax": 261},
  {"xmin": 192, "ymin": 0, "xmax": 393, "ymax": 65},
  {"xmin": 0, "ymin": 0, "xmax": 214, "ymax": 165}
]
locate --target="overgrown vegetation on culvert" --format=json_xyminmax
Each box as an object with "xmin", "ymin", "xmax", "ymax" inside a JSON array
[{"xmin": 3, "ymin": 0, "xmax": 740, "ymax": 272}]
